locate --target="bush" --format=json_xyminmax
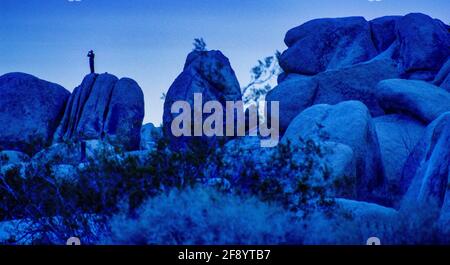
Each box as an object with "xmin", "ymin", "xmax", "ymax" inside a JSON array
[
  {"xmin": 0, "ymin": 132, "xmax": 339, "ymax": 244},
  {"xmin": 101, "ymin": 187, "xmax": 304, "ymax": 245},
  {"xmin": 213, "ymin": 132, "xmax": 337, "ymax": 217}
]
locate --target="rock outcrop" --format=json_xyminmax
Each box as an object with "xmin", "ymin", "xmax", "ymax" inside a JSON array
[
  {"xmin": 163, "ymin": 50, "xmax": 242, "ymax": 149},
  {"xmin": 279, "ymin": 13, "xmax": 450, "ymax": 80},
  {"xmin": 280, "ymin": 16, "xmax": 378, "ymax": 75},
  {"xmin": 54, "ymin": 73, "xmax": 144, "ymax": 151},
  {"xmin": 0, "ymin": 73, "xmax": 70, "ymax": 155},
  {"xmin": 270, "ymin": 13, "xmax": 449, "ymax": 135},
  {"xmin": 282, "ymin": 101, "xmax": 385, "ymax": 202},
  {"xmin": 310, "ymin": 58, "xmax": 398, "ymax": 116}
]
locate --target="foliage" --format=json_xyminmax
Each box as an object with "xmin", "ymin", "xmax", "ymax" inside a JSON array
[
  {"xmin": 0, "ymin": 130, "xmax": 335, "ymax": 244},
  {"xmin": 214, "ymin": 128, "xmax": 336, "ymax": 218},
  {"xmin": 242, "ymin": 51, "xmax": 282, "ymax": 104},
  {"xmin": 1, "ymin": 128, "xmax": 448, "ymax": 244},
  {"xmin": 193, "ymin": 38, "xmax": 207, "ymax": 52},
  {"xmin": 101, "ymin": 187, "xmax": 303, "ymax": 245}
]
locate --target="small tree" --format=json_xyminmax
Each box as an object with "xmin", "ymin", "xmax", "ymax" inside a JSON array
[
  {"xmin": 193, "ymin": 38, "xmax": 207, "ymax": 52},
  {"xmin": 242, "ymin": 51, "xmax": 282, "ymax": 104}
]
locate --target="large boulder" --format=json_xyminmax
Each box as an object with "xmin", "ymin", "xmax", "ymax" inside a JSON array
[
  {"xmin": 103, "ymin": 78, "xmax": 145, "ymax": 150},
  {"xmin": 265, "ymin": 75, "xmax": 318, "ymax": 132},
  {"xmin": 311, "ymin": 58, "xmax": 399, "ymax": 117},
  {"xmin": 163, "ymin": 50, "xmax": 242, "ymax": 149},
  {"xmin": 75, "ymin": 74, "xmax": 118, "ymax": 140},
  {"xmin": 280, "ymin": 17, "xmax": 377, "ymax": 75},
  {"xmin": 279, "ymin": 13, "xmax": 449, "ymax": 80},
  {"xmin": 374, "ymin": 114, "xmax": 425, "ymax": 199},
  {"xmin": 395, "ymin": 13, "xmax": 450, "ymax": 80},
  {"xmin": 401, "ymin": 112, "xmax": 450, "ymax": 208},
  {"xmin": 376, "ymin": 79, "xmax": 450, "ymax": 123},
  {"xmin": 54, "ymin": 73, "xmax": 144, "ymax": 151},
  {"xmin": 282, "ymin": 101, "xmax": 385, "ymax": 202},
  {"xmin": 0, "ymin": 73, "xmax": 70, "ymax": 155}
]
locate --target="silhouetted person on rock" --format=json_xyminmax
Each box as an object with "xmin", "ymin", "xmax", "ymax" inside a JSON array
[{"xmin": 87, "ymin": 50, "xmax": 95, "ymax": 74}]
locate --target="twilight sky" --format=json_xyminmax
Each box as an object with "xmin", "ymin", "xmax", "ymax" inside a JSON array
[{"xmin": 1, "ymin": 0, "xmax": 449, "ymax": 124}]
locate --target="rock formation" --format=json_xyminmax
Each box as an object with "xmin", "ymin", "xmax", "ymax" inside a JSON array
[
  {"xmin": 163, "ymin": 50, "xmax": 242, "ymax": 149},
  {"xmin": 54, "ymin": 73, "xmax": 145, "ymax": 151},
  {"xmin": 0, "ymin": 73, "xmax": 70, "ymax": 155}
]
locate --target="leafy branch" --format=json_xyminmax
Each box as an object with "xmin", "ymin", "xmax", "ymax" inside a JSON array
[{"xmin": 242, "ymin": 51, "xmax": 282, "ymax": 104}]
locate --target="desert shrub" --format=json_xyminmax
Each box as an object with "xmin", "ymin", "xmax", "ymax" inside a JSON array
[
  {"xmin": 101, "ymin": 187, "xmax": 304, "ymax": 245},
  {"xmin": 0, "ymin": 138, "xmax": 228, "ymax": 244},
  {"xmin": 297, "ymin": 198, "xmax": 449, "ymax": 245},
  {"xmin": 213, "ymin": 131, "xmax": 337, "ymax": 217},
  {"xmin": 0, "ymin": 155, "xmax": 110, "ymax": 244},
  {"xmin": 0, "ymin": 128, "xmax": 364, "ymax": 244},
  {"xmin": 193, "ymin": 38, "xmax": 207, "ymax": 52}
]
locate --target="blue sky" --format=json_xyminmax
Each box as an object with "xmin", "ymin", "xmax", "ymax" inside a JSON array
[{"xmin": 1, "ymin": 0, "xmax": 449, "ymax": 124}]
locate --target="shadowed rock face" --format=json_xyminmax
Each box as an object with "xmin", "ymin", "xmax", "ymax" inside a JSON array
[
  {"xmin": 369, "ymin": 16, "xmax": 401, "ymax": 52},
  {"xmin": 163, "ymin": 50, "xmax": 242, "ymax": 150},
  {"xmin": 54, "ymin": 73, "xmax": 144, "ymax": 151},
  {"xmin": 0, "ymin": 73, "xmax": 70, "ymax": 155}
]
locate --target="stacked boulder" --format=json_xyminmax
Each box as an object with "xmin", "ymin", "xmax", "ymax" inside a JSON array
[
  {"xmin": 263, "ymin": 13, "xmax": 450, "ymax": 239},
  {"xmin": 269, "ymin": 13, "xmax": 449, "ymax": 133},
  {"xmin": 163, "ymin": 50, "xmax": 242, "ymax": 149},
  {"xmin": 54, "ymin": 73, "xmax": 145, "ymax": 151},
  {"xmin": 268, "ymin": 13, "xmax": 449, "ymax": 209},
  {"xmin": 0, "ymin": 72, "xmax": 145, "ymax": 179}
]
